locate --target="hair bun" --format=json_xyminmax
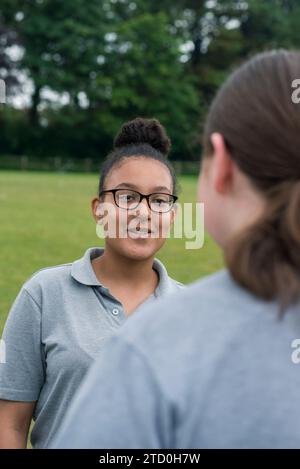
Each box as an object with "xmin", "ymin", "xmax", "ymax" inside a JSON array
[{"xmin": 114, "ymin": 117, "xmax": 171, "ymax": 155}]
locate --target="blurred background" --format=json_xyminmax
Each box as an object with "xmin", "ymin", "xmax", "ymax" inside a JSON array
[
  {"xmin": 1, "ymin": 0, "xmax": 300, "ymax": 168},
  {"xmin": 1, "ymin": 0, "xmax": 300, "ymax": 331}
]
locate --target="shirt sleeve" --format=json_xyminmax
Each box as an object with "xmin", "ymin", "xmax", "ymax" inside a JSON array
[
  {"xmin": 52, "ymin": 335, "xmax": 174, "ymax": 449},
  {"xmin": 0, "ymin": 287, "xmax": 45, "ymax": 402}
]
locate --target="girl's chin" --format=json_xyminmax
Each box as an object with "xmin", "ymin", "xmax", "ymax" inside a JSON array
[
  {"xmin": 105, "ymin": 237, "xmax": 164, "ymax": 260},
  {"xmin": 121, "ymin": 242, "xmax": 157, "ymax": 260}
]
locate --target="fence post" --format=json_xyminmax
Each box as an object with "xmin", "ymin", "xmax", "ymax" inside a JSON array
[
  {"xmin": 20, "ymin": 155, "xmax": 28, "ymax": 171},
  {"xmin": 84, "ymin": 158, "xmax": 92, "ymax": 173}
]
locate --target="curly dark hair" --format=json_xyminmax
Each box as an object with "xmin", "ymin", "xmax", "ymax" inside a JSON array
[{"xmin": 98, "ymin": 117, "xmax": 178, "ymax": 196}]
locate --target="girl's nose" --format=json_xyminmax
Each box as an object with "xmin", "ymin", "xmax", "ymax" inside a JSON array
[{"xmin": 135, "ymin": 198, "xmax": 151, "ymax": 218}]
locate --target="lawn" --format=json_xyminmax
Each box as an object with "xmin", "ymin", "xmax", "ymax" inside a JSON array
[{"xmin": 0, "ymin": 170, "xmax": 223, "ymax": 334}]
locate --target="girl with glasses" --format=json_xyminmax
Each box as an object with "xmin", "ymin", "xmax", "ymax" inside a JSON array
[{"xmin": 0, "ymin": 117, "xmax": 183, "ymax": 448}]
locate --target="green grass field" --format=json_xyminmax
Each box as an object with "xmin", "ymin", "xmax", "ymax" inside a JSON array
[{"xmin": 0, "ymin": 170, "xmax": 224, "ymax": 334}]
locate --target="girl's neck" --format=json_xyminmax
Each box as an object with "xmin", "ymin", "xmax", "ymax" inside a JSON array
[{"xmin": 92, "ymin": 246, "xmax": 158, "ymax": 289}]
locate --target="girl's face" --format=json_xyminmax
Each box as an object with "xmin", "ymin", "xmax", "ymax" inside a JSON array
[{"xmin": 92, "ymin": 156, "xmax": 176, "ymax": 261}]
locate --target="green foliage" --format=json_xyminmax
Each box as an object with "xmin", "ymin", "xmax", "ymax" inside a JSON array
[{"xmin": 1, "ymin": 0, "xmax": 300, "ymax": 162}]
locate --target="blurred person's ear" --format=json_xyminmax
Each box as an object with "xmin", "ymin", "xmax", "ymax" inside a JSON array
[{"xmin": 210, "ymin": 132, "xmax": 235, "ymax": 195}]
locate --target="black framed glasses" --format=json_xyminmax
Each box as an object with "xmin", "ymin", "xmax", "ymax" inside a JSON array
[{"xmin": 99, "ymin": 189, "xmax": 178, "ymax": 213}]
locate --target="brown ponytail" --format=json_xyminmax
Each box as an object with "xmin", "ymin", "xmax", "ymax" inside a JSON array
[
  {"xmin": 203, "ymin": 50, "xmax": 300, "ymax": 309},
  {"xmin": 225, "ymin": 180, "xmax": 300, "ymax": 310}
]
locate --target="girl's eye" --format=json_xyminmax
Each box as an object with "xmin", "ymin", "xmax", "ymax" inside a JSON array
[
  {"xmin": 118, "ymin": 194, "xmax": 139, "ymax": 205},
  {"xmin": 153, "ymin": 198, "xmax": 168, "ymax": 205}
]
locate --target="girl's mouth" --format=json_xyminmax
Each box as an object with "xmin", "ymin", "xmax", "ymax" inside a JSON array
[{"xmin": 127, "ymin": 227, "xmax": 153, "ymax": 237}]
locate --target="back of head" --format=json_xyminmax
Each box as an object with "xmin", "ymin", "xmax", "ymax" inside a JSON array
[{"xmin": 203, "ymin": 50, "xmax": 300, "ymax": 310}]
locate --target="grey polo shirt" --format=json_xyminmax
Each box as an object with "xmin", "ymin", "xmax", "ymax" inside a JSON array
[{"xmin": 0, "ymin": 247, "xmax": 183, "ymax": 448}]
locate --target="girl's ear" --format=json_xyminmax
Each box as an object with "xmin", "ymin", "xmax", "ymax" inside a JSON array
[
  {"xmin": 210, "ymin": 132, "xmax": 235, "ymax": 194},
  {"xmin": 93, "ymin": 198, "xmax": 108, "ymax": 240},
  {"xmin": 91, "ymin": 197, "xmax": 102, "ymax": 223}
]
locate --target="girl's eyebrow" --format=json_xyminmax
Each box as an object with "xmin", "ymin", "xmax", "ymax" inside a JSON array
[{"xmin": 115, "ymin": 182, "xmax": 171, "ymax": 192}]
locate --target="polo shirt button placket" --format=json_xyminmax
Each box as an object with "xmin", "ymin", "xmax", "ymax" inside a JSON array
[{"xmin": 112, "ymin": 308, "xmax": 119, "ymax": 316}]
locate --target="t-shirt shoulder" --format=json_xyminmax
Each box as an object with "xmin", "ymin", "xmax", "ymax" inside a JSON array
[
  {"xmin": 25, "ymin": 262, "xmax": 72, "ymax": 282},
  {"xmin": 166, "ymin": 268, "xmax": 273, "ymax": 328},
  {"xmin": 170, "ymin": 278, "xmax": 185, "ymax": 289},
  {"xmin": 22, "ymin": 262, "xmax": 73, "ymax": 299}
]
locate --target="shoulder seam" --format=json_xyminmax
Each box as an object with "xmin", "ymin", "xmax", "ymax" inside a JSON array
[
  {"xmin": 31, "ymin": 263, "xmax": 72, "ymax": 275},
  {"xmin": 22, "ymin": 288, "xmax": 42, "ymax": 311},
  {"xmin": 25, "ymin": 263, "xmax": 73, "ymax": 283}
]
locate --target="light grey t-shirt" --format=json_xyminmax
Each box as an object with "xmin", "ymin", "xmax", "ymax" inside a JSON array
[
  {"xmin": 0, "ymin": 247, "xmax": 183, "ymax": 448},
  {"xmin": 53, "ymin": 269, "xmax": 300, "ymax": 449}
]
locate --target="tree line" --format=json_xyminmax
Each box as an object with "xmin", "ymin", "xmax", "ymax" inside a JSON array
[{"xmin": 0, "ymin": 0, "xmax": 299, "ymax": 162}]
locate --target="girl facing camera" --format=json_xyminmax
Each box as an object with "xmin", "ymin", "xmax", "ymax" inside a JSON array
[{"xmin": 0, "ymin": 117, "xmax": 183, "ymax": 449}]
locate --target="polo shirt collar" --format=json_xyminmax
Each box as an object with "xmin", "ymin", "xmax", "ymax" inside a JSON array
[
  {"xmin": 152, "ymin": 257, "xmax": 174, "ymax": 297},
  {"xmin": 71, "ymin": 247, "xmax": 104, "ymax": 287},
  {"xmin": 71, "ymin": 247, "xmax": 174, "ymax": 296}
]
